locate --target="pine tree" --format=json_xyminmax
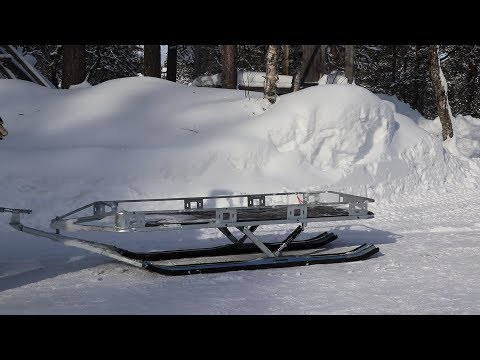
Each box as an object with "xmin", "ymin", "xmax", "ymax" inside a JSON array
[
  {"xmin": 85, "ymin": 45, "xmax": 142, "ymax": 84},
  {"xmin": 176, "ymin": 45, "xmax": 221, "ymax": 84},
  {"xmin": 62, "ymin": 45, "xmax": 86, "ymax": 88},
  {"xmin": 237, "ymin": 45, "xmax": 266, "ymax": 72},
  {"xmin": 221, "ymin": 45, "xmax": 237, "ymax": 89},
  {"xmin": 144, "ymin": 45, "xmax": 161, "ymax": 78},
  {"xmin": 166, "ymin": 45, "xmax": 177, "ymax": 82},
  {"xmin": 18, "ymin": 45, "xmax": 142, "ymax": 87}
]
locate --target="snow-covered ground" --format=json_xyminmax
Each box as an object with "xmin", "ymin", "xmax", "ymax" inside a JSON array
[
  {"xmin": 191, "ymin": 70, "xmax": 293, "ymax": 88},
  {"xmin": 0, "ymin": 78, "xmax": 479, "ymax": 314}
]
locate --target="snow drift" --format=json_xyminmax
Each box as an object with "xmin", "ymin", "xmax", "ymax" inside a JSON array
[
  {"xmin": 0, "ymin": 77, "xmax": 478, "ymax": 230},
  {"xmin": 191, "ymin": 71, "xmax": 293, "ymax": 88}
]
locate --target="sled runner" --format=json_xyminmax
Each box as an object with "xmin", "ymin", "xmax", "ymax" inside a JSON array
[{"xmin": 1, "ymin": 191, "xmax": 379, "ymax": 275}]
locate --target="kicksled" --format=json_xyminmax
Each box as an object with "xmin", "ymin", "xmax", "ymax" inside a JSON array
[{"xmin": 1, "ymin": 191, "xmax": 379, "ymax": 275}]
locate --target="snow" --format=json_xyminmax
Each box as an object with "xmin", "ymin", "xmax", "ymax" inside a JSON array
[
  {"xmin": 1, "ymin": 77, "xmax": 480, "ymax": 314},
  {"xmin": 23, "ymin": 54, "xmax": 37, "ymax": 68},
  {"xmin": 192, "ymin": 71, "xmax": 293, "ymax": 88},
  {"xmin": 69, "ymin": 80, "xmax": 92, "ymax": 89},
  {"xmin": 318, "ymin": 70, "xmax": 350, "ymax": 85},
  {"xmin": 379, "ymin": 93, "xmax": 480, "ymax": 160}
]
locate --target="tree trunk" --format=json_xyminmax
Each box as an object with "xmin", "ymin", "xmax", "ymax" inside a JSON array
[
  {"xmin": 292, "ymin": 46, "xmax": 304, "ymax": 92},
  {"xmin": 345, "ymin": 45, "xmax": 355, "ymax": 84},
  {"xmin": 166, "ymin": 45, "xmax": 177, "ymax": 82},
  {"xmin": 144, "ymin": 45, "xmax": 161, "ymax": 78},
  {"xmin": 282, "ymin": 45, "xmax": 289, "ymax": 75},
  {"xmin": 301, "ymin": 45, "xmax": 322, "ymax": 83},
  {"xmin": 221, "ymin": 45, "xmax": 237, "ymax": 89},
  {"xmin": 62, "ymin": 45, "xmax": 86, "ymax": 89},
  {"xmin": 292, "ymin": 45, "xmax": 322, "ymax": 91},
  {"xmin": 292, "ymin": 71, "xmax": 302, "ymax": 92},
  {"xmin": 429, "ymin": 45, "xmax": 454, "ymax": 141},
  {"xmin": 319, "ymin": 45, "xmax": 326, "ymax": 79},
  {"xmin": 0, "ymin": 116, "xmax": 8, "ymax": 140},
  {"xmin": 264, "ymin": 45, "xmax": 279, "ymax": 104}
]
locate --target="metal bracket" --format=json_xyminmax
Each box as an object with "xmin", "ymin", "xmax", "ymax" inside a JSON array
[
  {"xmin": 184, "ymin": 199, "xmax": 203, "ymax": 210},
  {"xmin": 247, "ymin": 195, "xmax": 265, "ymax": 207},
  {"xmin": 287, "ymin": 205, "xmax": 307, "ymax": 220},
  {"xmin": 10, "ymin": 212, "xmax": 20, "ymax": 225},
  {"xmin": 93, "ymin": 202, "xmax": 106, "ymax": 216},
  {"xmin": 348, "ymin": 202, "xmax": 368, "ymax": 216},
  {"xmin": 0, "ymin": 207, "xmax": 32, "ymax": 225},
  {"xmin": 215, "ymin": 209, "xmax": 237, "ymax": 224}
]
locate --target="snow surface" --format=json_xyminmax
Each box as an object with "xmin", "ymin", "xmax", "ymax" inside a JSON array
[
  {"xmin": 0, "ymin": 77, "xmax": 479, "ymax": 314},
  {"xmin": 318, "ymin": 70, "xmax": 350, "ymax": 85},
  {"xmin": 378, "ymin": 93, "xmax": 480, "ymax": 160},
  {"xmin": 192, "ymin": 71, "xmax": 293, "ymax": 88},
  {"xmin": 69, "ymin": 80, "xmax": 92, "ymax": 89}
]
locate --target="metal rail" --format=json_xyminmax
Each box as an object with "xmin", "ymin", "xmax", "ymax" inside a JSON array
[{"xmin": 49, "ymin": 190, "xmax": 374, "ymax": 233}]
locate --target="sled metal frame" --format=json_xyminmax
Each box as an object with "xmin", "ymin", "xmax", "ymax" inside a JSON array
[
  {"xmin": 1, "ymin": 191, "xmax": 379, "ymax": 275},
  {"xmin": 49, "ymin": 190, "xmax": 373, "ymax": 258},
  {"xmin": 51, "ymin": 190, "xmax": 373, "ymax": 231}
]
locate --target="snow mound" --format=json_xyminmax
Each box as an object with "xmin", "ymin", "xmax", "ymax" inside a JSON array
[
  {"xmin": 191, "ymin": 71, "xmax": 293, "ymax": 88},
  {"xmin": 256, "ymin": 85, "xmax": 395, "ymax": 170},
  {"xmin": 0, "ymin": 78, "xmax": 478, "ymax": 229},
  {"xmin": 191, "ymin": 73, "xmax": 222, "ymax": 87},
  {"xmin": 378, "ymin": 93, "xmax": 480, "ymax": 159},
  {"xmin": 318, "ymin": 71, "xmax": 350, "ymax": 85},
  {"xmin": 416, "ymin": 115, "xmax": 480, "ymax": 159},
  {"xmin": 69, "ymin": 80, "xmax": 92, "ymax": 89}
]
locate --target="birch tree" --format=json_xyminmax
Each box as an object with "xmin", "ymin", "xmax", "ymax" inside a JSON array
[
  {"xmin": 264, "ymin": 45, "xmax": 279, "ymax": 103},
  {"xmin": 429, "ymin": 45, "xmax": 454, "ymax": 140},
  {"xmin": 0, "ymin": 116, "xmax": 7, "ymax": 140}
]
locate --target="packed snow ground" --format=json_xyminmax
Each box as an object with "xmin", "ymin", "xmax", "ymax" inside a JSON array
[{"xmin": 0, "ymin": 78, "xmax": 479, "ymax": 314}]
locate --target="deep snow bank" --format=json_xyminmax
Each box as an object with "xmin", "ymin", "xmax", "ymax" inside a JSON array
[
  {"xmin": 191, "ymin": 71, "xmax": 293, "ymax": 88},
  {"xmin": 378, "ymin": 93, "xmax": 480, "ymax": 160},
  {"xmin": 0, "ymin": 78, "xmax": 478, "ymax": 229}
]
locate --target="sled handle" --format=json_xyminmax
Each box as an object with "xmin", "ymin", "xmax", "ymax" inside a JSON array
[{"xmin": 0, "ymin": 207, "xmax": 32, "ymax": 214}]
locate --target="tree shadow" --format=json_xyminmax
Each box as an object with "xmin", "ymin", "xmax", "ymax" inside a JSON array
[
  {"xmin": 0, "ymin": 254, "xmax": 110, "ymax": 292},
  {"xmin": 324, "ymin": 224, "xmax": 400, "ymax": 255}
]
